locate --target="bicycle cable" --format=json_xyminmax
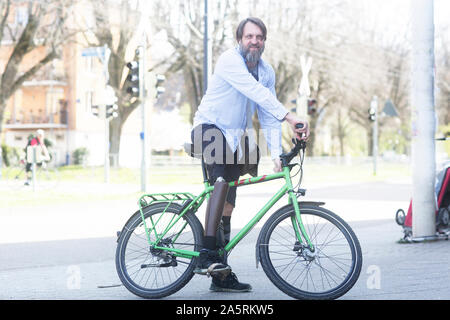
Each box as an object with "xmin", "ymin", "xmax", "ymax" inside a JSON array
[{"xmin": 289, "ymin": 146, "xmax": 305, "ymax": 193}]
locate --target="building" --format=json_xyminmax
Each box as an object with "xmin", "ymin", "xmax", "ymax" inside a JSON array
[{"xmin": 1, "ymin": 1, "xmax": 146, "ymax": 167}]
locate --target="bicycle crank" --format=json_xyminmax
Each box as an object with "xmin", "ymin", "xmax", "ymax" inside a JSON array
[{"xmin": 141, "ymin": 259, "xmax": 178, "ymax": 269}]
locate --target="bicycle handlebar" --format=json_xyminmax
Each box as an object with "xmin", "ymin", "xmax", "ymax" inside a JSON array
[{"xmin": 279, "ymin": 123, "xmax": 307, "ymax": 167}]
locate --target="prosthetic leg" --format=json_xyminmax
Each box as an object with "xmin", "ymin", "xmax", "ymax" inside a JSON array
[{"xmin": 194, "ymin": 177, "xmax": 231, "ymax": 277}]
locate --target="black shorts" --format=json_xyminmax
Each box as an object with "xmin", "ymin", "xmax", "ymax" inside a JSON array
[
  {"xmin": 191, "ymin": 124, "xmax": 241, "ymax": 207},
  {"xmin": 26, "ymin": 162, "xmax": 42, "ymax": 172}
]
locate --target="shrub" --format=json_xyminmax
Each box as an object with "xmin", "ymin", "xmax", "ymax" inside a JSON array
[
  {"xmin": 72, "ymin": 147, "xmax": 89, "ymax": 165},
  {"xmin": 1, "ymin": 144, "xmax": 21, "ymax": 167}
]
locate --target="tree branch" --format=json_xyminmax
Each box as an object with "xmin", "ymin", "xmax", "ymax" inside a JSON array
[
  {"xmin": 0, "ymin": 0, "xmax": 11, "ymax": 44},
  {"xmin": 8, "ymin": 50, "xmax": 57, "ymax": 96}
]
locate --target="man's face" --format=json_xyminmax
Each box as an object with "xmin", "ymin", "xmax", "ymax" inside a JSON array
[{"xmin": 239, "ymin": 22, "xmax": 265, "ymax": 65}]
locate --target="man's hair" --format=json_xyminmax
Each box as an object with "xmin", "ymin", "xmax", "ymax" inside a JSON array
[{"xmin": 235, "ymin": 17, "xmax": 267, "ymax": 42}]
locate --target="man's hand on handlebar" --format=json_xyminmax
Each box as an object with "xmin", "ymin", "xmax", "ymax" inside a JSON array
[
  {"xmin": 284, "ymin": 112, "xmax": 309, "ymax": 141},
  {"xmin": 273, "ymin": 158, "xmax": 282, "ymax": 173}
]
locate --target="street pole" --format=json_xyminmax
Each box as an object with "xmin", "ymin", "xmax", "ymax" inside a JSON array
[
  {"xmin": 411, "ymin": 0, "xmax": 436, "ymax": 240},
  {"xmin": 136, "ymin": 0, "xmax": 151, "ymax": 192},
  {"xmin": 203, "ymin": 0, "xmax": 210, "ymax": 94},
  {"xmin": 104, "ymin": 104, "xmax": 109, "ymax": 183},
  {"xmin": 32, "ymin": 146, "xmax": 36, "ymax": 192},
  {"xmin": 297, "ymin": 55, "xmax": 312, "ymax": 118},
  {"xmin": 139, "ymin": 44, "xmax": 147, "ymax": 192},
  {"xmin": 371, "ymin": 96, "xmax": 378, "ymax": 176},
  {"xmin": 101, "ymin": 45, "xmax": 111, "ymax": 184}
]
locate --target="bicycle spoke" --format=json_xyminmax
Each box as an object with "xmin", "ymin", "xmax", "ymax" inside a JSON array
[
  {"xmin": 262, "ymin": 208, "xmax": 360, "ymax": 298},
  {"xmin": 117, "ymin": 205, "xmax": 201, "ymax": 298}
]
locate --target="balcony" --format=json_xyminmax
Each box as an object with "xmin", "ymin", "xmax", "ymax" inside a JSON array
[{"xmin": 4, "ymin": 101, "xmax": 69, "ymax": 130}]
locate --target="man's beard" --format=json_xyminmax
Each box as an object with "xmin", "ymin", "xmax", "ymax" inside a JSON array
[{"xmin": 239, "ymin": 42, "xmax": 265, "ymax": 65}]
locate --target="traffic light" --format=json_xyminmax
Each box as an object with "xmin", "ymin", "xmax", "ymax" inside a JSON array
[
  {"xmin": 155, "ymin": 74, "xmax": 165, "ymax": 98},
  {"xmin": 307, "ymin": 99, "xmax": 317, "ymax": 115},
  {"xmin": 91, "ymin": 105, "xmax": 100, "ymax": 117},
  {"xmin": 126, "ymin": 61, "xmax": 139, "ymax": 97},
  {"xmin": 368, "ymin": 106, "xmax": 376, "ymax": 121},
  {"xmin": 106, "ymin": 104, "xmax": 119, "ymax": 119}
]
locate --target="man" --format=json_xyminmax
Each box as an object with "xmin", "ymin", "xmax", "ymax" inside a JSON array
[
  {"xmin": 25, "ymin": 129, "xmax": 50, "ymax": 185},
  {"xmin": 191, "ymin": 17, "xmax": 309, "ymax": 292}
]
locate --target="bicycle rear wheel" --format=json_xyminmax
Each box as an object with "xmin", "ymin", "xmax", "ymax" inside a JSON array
[
  {"xmin": 116, "ymin": 202, "xmax": 203, "ymax": 299},
  {"xmin": 3, "ymin": 165, "xmax": 27, "ymax": 190},
  {"xmin": 258, "ymin": 204, "xmax": 362, "ymax": 300}
]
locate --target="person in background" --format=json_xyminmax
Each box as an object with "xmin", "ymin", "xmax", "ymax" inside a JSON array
[{"xmin": 24, "ymin": 129, "xmax": 50, "ymax": 185}]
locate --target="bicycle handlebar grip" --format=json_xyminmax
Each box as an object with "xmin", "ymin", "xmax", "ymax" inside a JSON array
[{"xmin": 295, "ymin": 123, "xmax": 304, "ymax": 129}]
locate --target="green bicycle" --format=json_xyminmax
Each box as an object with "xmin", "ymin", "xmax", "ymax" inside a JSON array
[{"xmin": 115, "ymin": 138, "xmax": 362, "ymax": 300}]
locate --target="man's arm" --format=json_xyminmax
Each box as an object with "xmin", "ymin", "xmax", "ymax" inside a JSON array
[
  {"xmin": 258, "ymin": 75, "xmax": 309, "ymax": 172},
  {"xmin": 39, "ymin": 139, "xmax": 51, "ymax": 161}
]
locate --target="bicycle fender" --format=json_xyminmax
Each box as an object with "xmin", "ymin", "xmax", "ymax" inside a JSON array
[
  {"xmin": 255, "ymin": 201, "xmax": 325, "ymax": 268},
  {"xmin": 116, "ymin": 202, "xmax": 182, "ymax": 242}
]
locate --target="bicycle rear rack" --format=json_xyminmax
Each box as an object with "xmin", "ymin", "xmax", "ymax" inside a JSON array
[{"xmin": 138, "ymin": 192, "xmax": 195, "ymax": 208}]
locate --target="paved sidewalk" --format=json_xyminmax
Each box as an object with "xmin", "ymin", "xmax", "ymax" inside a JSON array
[
  {"xmin": 0, "ymin": 218, "xmax": 449, "ymax": 300},
  {"xmin": 1, "ymin": 180, "xmax": 449, "ymax": 300}
]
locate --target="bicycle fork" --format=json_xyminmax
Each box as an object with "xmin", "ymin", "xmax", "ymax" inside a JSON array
[{"xmin": 284, "ymin": 167, "xmax": 315, "ymax": 253}]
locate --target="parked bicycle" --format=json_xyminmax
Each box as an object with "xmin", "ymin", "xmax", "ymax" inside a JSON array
[
  {"xmin": 3, "ymin": 155, "xmax": 59, "ymax": 190},
  {"xmin": 115, "ymin": 135, "xmax": 363, "ymax": 300}
]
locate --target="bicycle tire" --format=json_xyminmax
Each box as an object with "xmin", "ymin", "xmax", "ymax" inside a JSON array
[
  {"xmin": 258, "ymin": 204, "xmax": 362, "ymax": 300},
  {"xmin": 35, "ymin": 164, "xmax": 59, "ymax": 190},
  {"xmin": 3, "ymin": 165, "xmax": 27, "ymax": 190},
  {"xmin": 116, "ymin": 202, "xmax": 203, "ymax": 299}
]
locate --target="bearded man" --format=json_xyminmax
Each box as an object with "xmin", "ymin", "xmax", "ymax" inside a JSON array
[{"xmin": 191, "ymin": 17, "xmax": 309, "ymax": 292}]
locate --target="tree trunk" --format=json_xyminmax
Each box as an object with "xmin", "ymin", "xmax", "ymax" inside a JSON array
[
  {"xmin": 336, "ymin": 109, "xmax": 346, "ymax": 156},
  {"xmin": 367, "ymin": 128, "xmax": 373, "ymax": 157},
  {"xmin": 109, "ymin": 116, "xmax": 124, "ymax": 167},
  {"xmin": 0, "ymin": 100, "xmax": 5, "ymax": 136},
  {"xmin": 307, "ymin": 114, "xmax": 318, "ymax": 156}
]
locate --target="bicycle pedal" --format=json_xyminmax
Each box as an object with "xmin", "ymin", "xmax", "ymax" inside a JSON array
[
  {"xmin": 209, "ymin": 269, "xmax": 230, "ymax": 281},
  {"xmin": 193, "ymin": 264, "xmax": 231, "ymax": 278},
  {"xmin": 206, "ymin": 264, "xmax": 231, "ymax": 278}
]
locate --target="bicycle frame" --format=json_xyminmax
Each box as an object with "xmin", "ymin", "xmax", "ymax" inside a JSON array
[{"xmin": 137, "ymin": 165, "xmax": 314, "ymax": 260}]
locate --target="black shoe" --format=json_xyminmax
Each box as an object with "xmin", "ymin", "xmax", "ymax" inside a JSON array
[
  {"xmin": 193, "ymin": 249, "xmax": 231, "ymax": 276},
  {"xmin": 210, "ymin": 272, "xmax": 252, "ymax": 292}
]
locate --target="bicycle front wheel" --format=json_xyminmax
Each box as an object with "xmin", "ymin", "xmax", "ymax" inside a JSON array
[
  {"xmin": 258, "ymin": 204, "xmax": 362, "ymax": 300},
  {"xmin": 116, "ymin": 202, "xmax": 203, "ymax": 299},
  {"xmin": 35, "ymin": 164, "xmax": 59, "ymax": 190}
]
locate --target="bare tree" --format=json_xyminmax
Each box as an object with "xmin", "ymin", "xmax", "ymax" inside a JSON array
[
  {"xmin": 81, "ymin": 0, "xmax": 141, "ymax": 165},
  {"xmin": 341, "ymin": 0, "xmax": 411, "ymax": 156},
  {"xmin": 0, "ymin": 0, "xmax": 72, "ymax": 135},
  {"xmin": 151, "ymin": 0, "xmax": 238, "ymax": 124},
  {"xmin": 435, "ymin": 25, "xmax": 450, "ymax": 126}
]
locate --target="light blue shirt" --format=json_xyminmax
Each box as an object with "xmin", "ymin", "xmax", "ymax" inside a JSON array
[{"xmin": 193, "ymin": 47, "xmax": 288, "ymax": 160}]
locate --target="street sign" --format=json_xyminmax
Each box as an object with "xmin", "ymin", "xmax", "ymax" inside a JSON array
[
  {"xmin": 81, "ymin": 46, "xmax": 106, "ymax": 58},
  {"xmin": 383, "ymin": 99, "xmax": 399, "ymax": 117}
]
